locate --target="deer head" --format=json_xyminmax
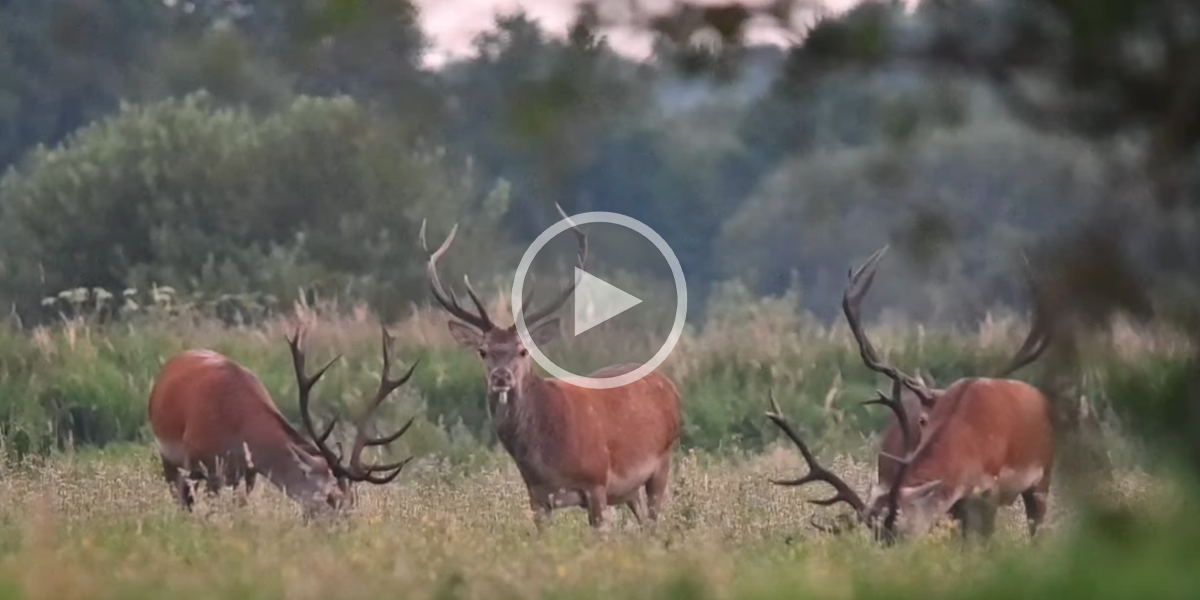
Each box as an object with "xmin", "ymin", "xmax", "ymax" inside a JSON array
[
  {"xmin": 421, "ymin": 205, "xmax": 588, "ymax": 406},
  {"xmin": 287, "ymin": 325, "xmax": 418, "ymax": 514}
]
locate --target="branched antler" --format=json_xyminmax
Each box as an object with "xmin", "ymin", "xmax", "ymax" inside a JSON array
[
  {"xmin": 765, "ymin": 390, "xmax": 866, "ymax": 514},
  {"xmin": 517, "ymin": 203, "xmax": 589, "ymax": 326},
  {"xmin": 842, "ymin": 246, "xmax": 936, "ymax": 407},
  {"xmin": 422, "ymin": 205, "xmax": 589, "ymax": 333},
  {"xmin": 289, "ymin": 325, "xmax": 417, "ymax": 485},
  {"xmin": 343, "ymin": 326, "xmax": 419, "ymax": 484},
  {"xmin": 288, "ymin": 326, "xmax": 343, "ymax": 459},
  {"xmin": 866, "ymin": 379, "xmax": 917, "ymax": 538},
  {"xmin": 995, "ymin": 252, "xmax": 1054, "ymax": 378},
  {"xmin": 420, "ymin": 220, "xmax": 495, "ymax": 331}
]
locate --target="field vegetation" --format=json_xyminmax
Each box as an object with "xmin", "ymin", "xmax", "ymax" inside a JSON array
[{"xmin": 0, "ymin": 292, "xmax": 1192, "ymax": 599}]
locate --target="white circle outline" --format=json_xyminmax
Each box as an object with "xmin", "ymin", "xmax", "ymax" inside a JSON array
[{"xmin": 511, "ymin": 212, "xmax": 687, "ymax": 390}]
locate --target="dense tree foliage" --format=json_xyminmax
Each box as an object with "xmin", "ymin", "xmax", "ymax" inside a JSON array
[
  {"xmin": 0, "ymin": 93, "xmax": 496, "ymax": 321},
  {"xmin": 1, "ymin": 0, "xmax": 1188, "ymax": 335},
  {"xmin": 4, "ymin": 0, "xmax": 1081, "ymax": 326}
]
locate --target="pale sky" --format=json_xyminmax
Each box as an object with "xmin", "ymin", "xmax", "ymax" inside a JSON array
[{"xmin": 412, "ymin": 0, "xmax": 874, "ymax": 67}]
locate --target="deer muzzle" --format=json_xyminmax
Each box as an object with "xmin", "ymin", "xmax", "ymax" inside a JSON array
[{"xmin": 489, "ymin": 370, "xmax": 515, "ymax": 404}]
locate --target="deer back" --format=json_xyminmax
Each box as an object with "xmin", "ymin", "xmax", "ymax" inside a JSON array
[
  {"xmin": 902, "ymin": 377, "xmax": 1054, "ymax": 498},
  {"xmin": 148, "ymin": 350, "xmax": 321, "ymax": 471}
]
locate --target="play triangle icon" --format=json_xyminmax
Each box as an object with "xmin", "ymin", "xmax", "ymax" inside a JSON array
[{"xmin": 573, "ymin": 267, "xmax": 642, "ymax": 335}]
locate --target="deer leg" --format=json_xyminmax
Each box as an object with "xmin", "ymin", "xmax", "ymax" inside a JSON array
[
  {"xmin": 198, "ymin": 458, "xmax": 223, "ymax": 499},
  {"xmin": 161, "ymin": 456, "xmax": 194, "ymax": 511},
  {"xmin": 585, "ymin": 486, "xmax": 609, "ymax": 530},
  {"xmin": 204, "ymin": 475, "xmax": 222, "ymax": 498},
  {"xmin": 222, "ymin": 458, "xmax": 244, "ymax": 489},
  {"xmin": 528, "ymin": 489, "xmax": 553, "ymax": 533},
  {"xmin": 532, "ymin": 505, "xmax": 552, "ymax": 532},
  {"xmin": 952, "ymin": 496, "xmax": 985, "ymax": 541},
  {"xmin": 1021, "ymin": 478, "xmax": 1050, "ymax": 538},
  {"xmin": 954, "ymin": 494, "xmax": 998, "ymax": 542},
  {"xmin": 978, "ymin": 500, "xmax": 998, "ymax": 539},
  {"xmin": 215, "ymin": 456, "xmax": 245, "ymax": 506},
  {"xmin": 233, "ymin": 470, "xmax": 257, "ymax": 507},
  {"xmin": 644, "ymin": 460, "xmax": 671, "ymax": 522},
  {"xmin": 626, "ymin": 489, "xmax": 648, "ymax": 526},
  {"xmin": 949, "ymin": 500, "xmax": 969, "ymax": 540}
]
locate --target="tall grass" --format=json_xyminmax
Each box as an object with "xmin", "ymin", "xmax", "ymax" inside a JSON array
[
  {"xmin": 0, "ymin": 289, "xmax": 1187, "ymax": 465},
  {"xmin": 0, "ymin": 444, "xmax": 1184, "ymax": 600}
]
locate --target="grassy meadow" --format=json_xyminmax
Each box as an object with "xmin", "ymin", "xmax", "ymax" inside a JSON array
[
  {"xmin": 0, "ymin": 291, "xmax": 1195, "ymax": 599},
  {"xmin": 0, "ymin": 443, "xmax": 1182, "ymax": 600}
]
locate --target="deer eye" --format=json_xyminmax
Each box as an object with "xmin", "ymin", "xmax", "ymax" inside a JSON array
[
  {"xmin": 519, "ymin": 348, "xmax": 528, "ymax": 357},
  {"xmin": 478, "ymin": 349, "xmax": 487, "ymax": 358}
]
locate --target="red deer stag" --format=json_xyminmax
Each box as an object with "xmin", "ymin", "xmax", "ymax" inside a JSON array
[
  {"xmin": 768, "ymin": 246, "xmax": 1055, "ymax": 542},
  {"xmin": 420, "ymin": 206, "xmax": 683, "ymax": 530},
  {"xmin": 148, "ymin": 325, "xmax": 417, "ymax": 516}
]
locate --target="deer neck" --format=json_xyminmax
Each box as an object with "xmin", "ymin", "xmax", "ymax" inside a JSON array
[
  {"xmin": 896, "ymin": 430, "xmax": 969, "ymax": 513},
  {"xmin": 492, "ymin": 374, "xmax": 554, "ymax": 460},
  {"xmin": 247, "ymin": 442, "xmax": 317, "ymax": 501}
]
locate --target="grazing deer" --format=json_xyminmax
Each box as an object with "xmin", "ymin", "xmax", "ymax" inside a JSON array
[
  {"xmin": 420, "ymin": 206, "xmax": 683, "ymax": 530},
  {"xmin": 148, "ymin": 325, "xmax": 417, "ymax": 516},
  {"xmin": 768, "ymin": 246, "xmax": 1055, "ymax": 541}
]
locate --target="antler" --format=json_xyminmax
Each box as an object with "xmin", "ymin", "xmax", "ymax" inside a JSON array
[
  {"xmin": 420, "ymin": 220, "xmax": 495, "ymax": 331},
  {"xmin": 865, "ymin": 379, "xmax": 917, "ymax": 538},
  {"xmin": 518, "ymin": 203, "xmax": 589, "ymax": 326},
  {"xmin": 343, "ymin": 326, "xmax": 419, "ymax": 484},
  {"xmin": 288, "ymin": 326, "xmax": 343, "ymax": 464},
  {"xmin": 995, "ymin": 252, "xmax": 1053, "ymax": 378},
  {"xmin": 289, "ymin": 325, "xmax": 417, "ymax": 485},
  {"xmin": 840, "ymin": 247, "xmax": 942, "ymax": 540},
  {"xmin": 864, "ymin": 379, "xmax": 916, "ymax": 458},
  {"xmin": 765, "ymin": 390, "xmax": 866, "ymax": 514},
  {"xmin": 842, "ymin": 246, "xmax": 936, "ymax": 406}
]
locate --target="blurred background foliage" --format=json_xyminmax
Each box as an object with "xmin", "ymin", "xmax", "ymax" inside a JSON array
[{"xmin": 1, "ymin": 0, "xmax": 1126, "ymax": 325}]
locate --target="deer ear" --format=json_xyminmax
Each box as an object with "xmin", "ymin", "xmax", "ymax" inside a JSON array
[
  {"xmin": 288, "ymin": 444, "xmax": 314, "ymax": 475},
  {"xmin": 289, "ymin": 443, "xmax": 328, "ymax": 477},
  {"xmin": 447, "ymin": 321, "xmax": 483, "ymax": 347},
  {"xmin": 529, "ymin": 318, "xmax": 561, "ymax": 346},
  {"xmin": 901, "ymin": 479, "xmax": 943, "ymax": 504},
  {"xmin": 917, "ymin": 368, "xmax": 938, "ymax": 389}
]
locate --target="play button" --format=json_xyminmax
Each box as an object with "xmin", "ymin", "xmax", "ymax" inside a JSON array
[
  {"xmin": 573, "ymin": 268, "xmax": 642, "ymax": 335},
  {"xmin": 511, "ymin": 210, "xmax": 688, "ymax": 390}
]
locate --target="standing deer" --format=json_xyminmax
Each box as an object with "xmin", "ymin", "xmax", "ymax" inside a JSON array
[
  {"xmin": 768, "ymin": 246, "xmax": 1055, "ymax": 542},
  {"xmin": 420, "ymin": 206, "xmax": 683, "ymax": 530},
  {"xmin": 148, "ymin": 325, "xmax": 417, "ymax": 516}
]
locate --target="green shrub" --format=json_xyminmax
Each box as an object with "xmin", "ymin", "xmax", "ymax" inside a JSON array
[{"xmin": 0, "ymin": 92, "xmax": 513, "ymax": 322}]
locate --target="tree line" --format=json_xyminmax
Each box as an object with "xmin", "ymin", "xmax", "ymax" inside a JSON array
[{"xmin": 0, "ymin": 0, "xmax": 1125, "ymax": 327}]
